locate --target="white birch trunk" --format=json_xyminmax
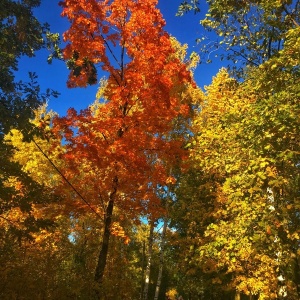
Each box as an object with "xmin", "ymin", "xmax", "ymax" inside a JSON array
[{"xmin": 267, "ymin": 187, "xmax": 287, "ymax": 298}]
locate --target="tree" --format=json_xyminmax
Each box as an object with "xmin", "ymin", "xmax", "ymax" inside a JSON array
[
  {"xmin": 0, "ymin": 0, "xmax": 59, "ymax": 137},
  {"xmin": 0, "ymin": 0, "xmax": 60, "ymax": 244},
  {"xmin": 55, "ymin": 0, "xmax": 196, "ymax": 296},
  {"xmin": 0, "ymin": 107, "xmax": 70, "ymax": 299},
  {"xmin": 172, "ymin": 2, "xmax": 300, "ymax": 298},
  {"xmin": 0, "ymin": 92, "xmax": 59, "ymax": 245},
  {"xmin": 178, "ymin": 0, "xmax": 300, "ymax": 76},
  {"xmin": 154, "ymin": 214, "xmax": 168, "ymax": 300},
  {"xmin": 174, "ymin": 43, "xmax": 300, "ymax": 297}
]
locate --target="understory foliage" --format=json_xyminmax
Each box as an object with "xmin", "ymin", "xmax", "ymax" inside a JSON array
[{"xmin": 0, "ymin": 0, "xmax": 299, "ymax": 300}]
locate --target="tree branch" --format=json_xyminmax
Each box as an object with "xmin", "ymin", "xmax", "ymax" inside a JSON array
[{"xmin": 33, "ymin": 139, "xmax": 102, "ymax": 219}]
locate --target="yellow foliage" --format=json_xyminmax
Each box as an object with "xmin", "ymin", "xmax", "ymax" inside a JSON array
[
  {"xmin": 4, "ymin": 106, "xmax": 62, "ymax": 187},
  {"xmin": 187, "ymin": 64, "xmax": 299, "ymax": 298},
  {"xmin": 165, "ymin": 288, "xmax": 178, "ymax": 300}
]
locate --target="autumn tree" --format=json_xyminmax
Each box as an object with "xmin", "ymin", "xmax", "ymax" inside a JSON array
[
  {"xmin": 0, "ymin": 5, "xmax": 62, "ymax": 293},
  {"xmin": 173, "ymin": 38, "xmax": 300, "ymax": 297},
  {"xmin": 0, "ymin": 107, "xmax": 70, "ymax": 299},
  {"xmin": 0, "ymin": 0, "xmax": 60, "ymax": 245},
  {"xmin": 54, "ymin": 0, "xmax": 196, "ymax": 296},
  {"xmin": 171, "ymin": 1, "xmax": 300, "ymax": 299}
]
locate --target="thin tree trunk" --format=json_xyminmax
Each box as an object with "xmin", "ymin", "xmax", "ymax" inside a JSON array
[
  {"xmin": 154, "ymin": 218, "xmax": 168, "ymax": 300},
  {"xmin": 143, "ymin": 220, "xmax": 155, "ymax": 300},
  {"xmin": 94, "ymin": 199, "xmax": 114, "ymax": 278},
  {"xmin": 94, "ymin": 177, "xmax": 118, "ymax": 298},
  {"xmin": 234, "ymin": 291, "xmax": 240, "ymax": 300}
]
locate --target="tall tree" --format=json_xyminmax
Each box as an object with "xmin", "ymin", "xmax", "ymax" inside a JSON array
[
  {"xmin": 173, "ymin": 2, "xmax": 300, "ymax": 298},
  {"xmin": 175, "ymin": 45, "xmax": 300, "ymax": 298},
  {"xmin": 143, "ymin": 220, "xmax": 155, "ymax": 300},
  {"xmin": 55, "ymin": 0, "xmax": 196, "ymax": 295}
]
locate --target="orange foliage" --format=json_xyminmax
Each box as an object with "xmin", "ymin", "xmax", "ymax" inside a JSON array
[{"xmin": 54, "ymin": 0, "xmax": 195, "ymax": 222}]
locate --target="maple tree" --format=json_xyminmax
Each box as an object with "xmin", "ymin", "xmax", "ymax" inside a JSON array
[{"xmin": 53, "ymin": 0, "xmax": 196, "ymax": 295}]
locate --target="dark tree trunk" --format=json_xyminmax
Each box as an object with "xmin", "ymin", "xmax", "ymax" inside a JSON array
[
  {"xmin": 94, "ymin": 199, "xmax": 114, "ymax": 283},
  {"xmin": 94, "ymin": 177, "xmax": 118, "ymax": 298}
]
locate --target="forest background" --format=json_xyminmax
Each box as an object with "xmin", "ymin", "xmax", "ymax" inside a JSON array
[{"xmin": 1, "ymin": 0, "xmax": 300, "ymax": 300}]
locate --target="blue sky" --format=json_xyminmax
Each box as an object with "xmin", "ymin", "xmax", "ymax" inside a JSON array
[{"xmin": 16, "ymin": 0, "xmax": 225, "ymax": 116}]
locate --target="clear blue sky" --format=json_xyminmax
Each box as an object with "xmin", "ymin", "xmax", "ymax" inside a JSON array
[{"xmin": 16, "ymin": 0, "xmax": 224, "ymax": 116}]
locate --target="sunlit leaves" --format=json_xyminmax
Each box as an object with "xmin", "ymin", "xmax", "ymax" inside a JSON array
[
  {"xmin": 56, "ymin": 0, "xmax": 197, "ymax": 221},
  {"xmin": 176, "ymin": 42, "xmax": 300, "ymax": 297}
]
